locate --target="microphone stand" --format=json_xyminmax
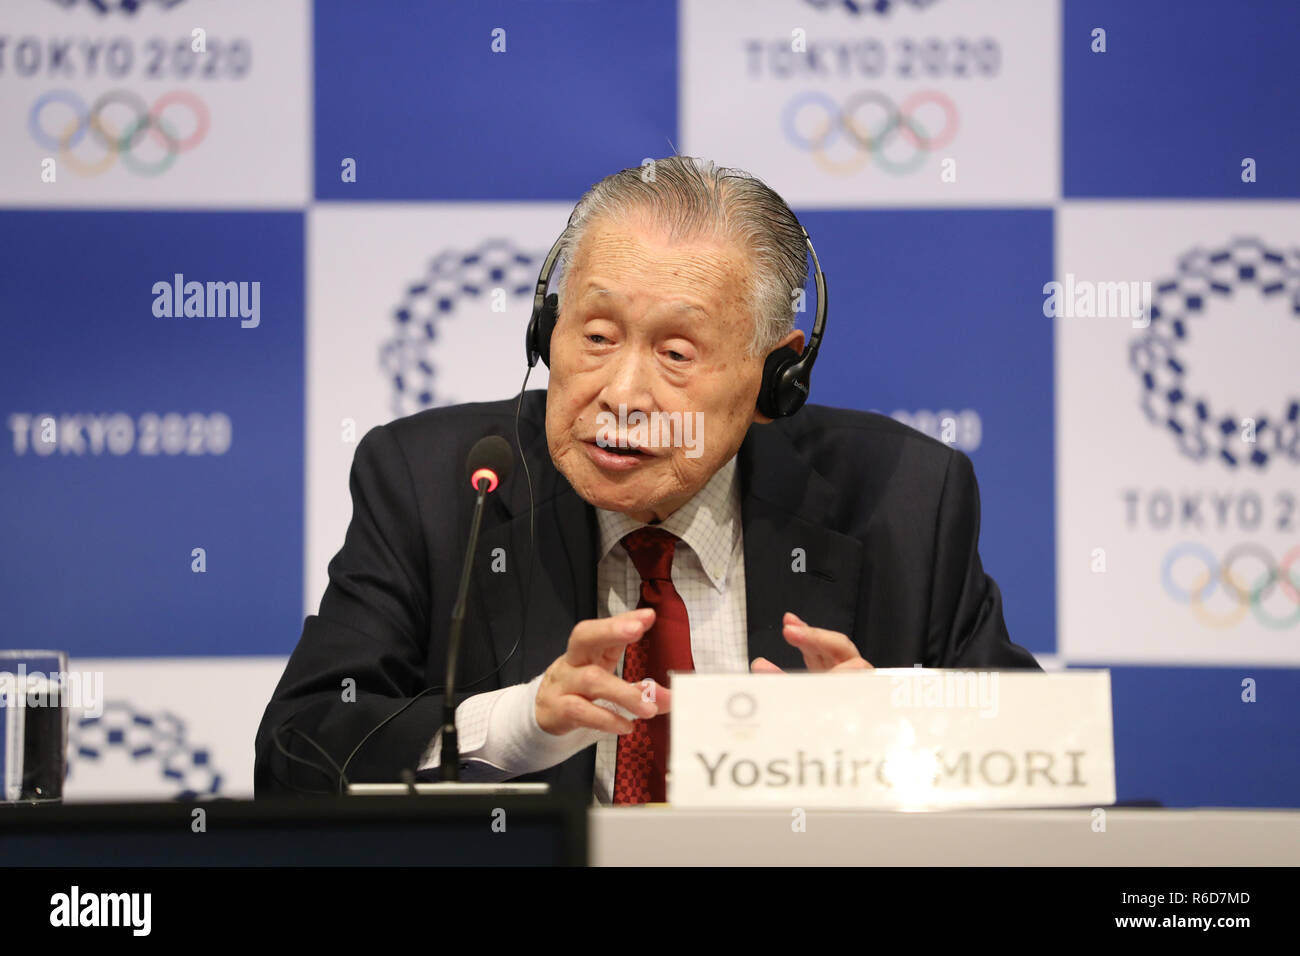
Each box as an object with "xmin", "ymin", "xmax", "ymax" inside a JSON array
[{"xmin": 440, "ymin": 476, "xmax": 490, "ymax": 781}]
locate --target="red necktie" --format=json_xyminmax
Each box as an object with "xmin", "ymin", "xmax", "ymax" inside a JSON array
[{"xmin": 613, "ymin": 527, "xmax": 694, "ymax": 805}]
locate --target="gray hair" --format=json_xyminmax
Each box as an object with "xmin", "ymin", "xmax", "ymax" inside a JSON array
[{"xmin": 550, "ymin": 156, "xmax": 808, "ymax": 359}]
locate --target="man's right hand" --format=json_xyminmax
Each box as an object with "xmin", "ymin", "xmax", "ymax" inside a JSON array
[{"xmin": 535, "ymin": 607, "xmax": 670, "ymax": 736}]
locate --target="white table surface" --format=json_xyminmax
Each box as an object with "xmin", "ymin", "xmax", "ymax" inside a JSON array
[{"xmin": 589, "ymin": 807, "xmax": 1300, "ymax": 866}]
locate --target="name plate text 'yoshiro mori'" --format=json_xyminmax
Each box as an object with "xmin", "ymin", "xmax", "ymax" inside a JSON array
[{"xmin": 668, "ymin": 670, "xmax": 1115, "ymax": 809}]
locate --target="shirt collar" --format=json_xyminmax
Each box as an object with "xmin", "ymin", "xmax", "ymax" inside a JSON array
[{"xmin": 594, "ymin": 454, "xmax": 740, "ymax": 592}]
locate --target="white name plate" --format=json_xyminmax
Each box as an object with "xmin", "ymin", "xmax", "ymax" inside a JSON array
[{"xmin": 668, "ymin": 670, "xmax": 1115, "ymax": 810}]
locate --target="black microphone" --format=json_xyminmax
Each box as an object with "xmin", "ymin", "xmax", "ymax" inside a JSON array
[
  {"xmin": 465, "ymin": 434, "xmax": 513, "ymax": 495},
  {"xmin": 440, "ymin": 435, "xmax": 514, "ymax": 781}
]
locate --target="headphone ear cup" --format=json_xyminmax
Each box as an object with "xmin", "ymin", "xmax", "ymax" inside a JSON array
[
  {"xmin": 757, "ymin": 346, "xmax": 799, "ymax": 419},
  {"xmin": 536, "ymin": 293, "xmax": 558, "ymax": 367},
  {"xmin": 526, "ymin": 293, "xmax": 559, "ymax": 368}
]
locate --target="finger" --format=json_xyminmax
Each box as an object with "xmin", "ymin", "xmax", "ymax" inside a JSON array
[
  {"xmin": 597, "ymin": 679, "xmax": 670, "ymax": 719},
  {"xmin": 637, "ymin": 679, "xmax": 672, "ymax": 715},
  {"xmin": 584, "ymin": 680, "xmax": 672, "ymax": 726},
  {"xmin": 750, "ymin": 657, "xmax": 784, "ymax": 674},
  {"xmin": 563, "ymin": 664, "xmax": 658, "ymax": 718},
  {"xmin": 829, "ymin": 657, "xmax": 874, "ymax": 672},
  {"xmin": 783, "ymin": 622, "xmax": 834, "ymax": 671},
  {"xmin": 566, "ymin": 608, "xmax": 655, "ymax": 663},
  {"xmin": 784, "ymin": 614, "xmax": 862, "ymax": 667},
  {"xmin": 782, "ymin": 613, "xmax": 827, "ymax": 668},
  {"xmin": 557, "ymin": 695, "xmax": 637, "ymax": 735}
]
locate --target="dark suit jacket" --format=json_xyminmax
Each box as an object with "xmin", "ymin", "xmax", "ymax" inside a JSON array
[{"xmin": 254, "ymin": 390, "xmax": 1039, "ymax": 798}]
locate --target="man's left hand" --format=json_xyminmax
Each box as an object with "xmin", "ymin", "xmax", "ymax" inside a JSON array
[{"xmin": 750, "ymin": 612, "xmax": 873, "ymax": 673}]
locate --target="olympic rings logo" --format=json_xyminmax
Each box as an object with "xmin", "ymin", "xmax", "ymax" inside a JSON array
[
  {"xmin": 1162, "ymin": 542, "xmax": 1300, "ymax": 630},
  {"xmin": 29, "ymin": 89, "xmax": 210, "ymax": 177},
  {"xmin": 781, "ymin": 89, "xmax": 958, "ymax": 175}
]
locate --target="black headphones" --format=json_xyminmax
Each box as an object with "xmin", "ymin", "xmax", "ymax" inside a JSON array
[{"xmin": 525, "ymin": 222, "xmax": 828, "ymax": 419}]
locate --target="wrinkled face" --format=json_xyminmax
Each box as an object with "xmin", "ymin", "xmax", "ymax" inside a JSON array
[{"xmin": 545, "ymin": 218, "xmax": 786, "ymax": 523}]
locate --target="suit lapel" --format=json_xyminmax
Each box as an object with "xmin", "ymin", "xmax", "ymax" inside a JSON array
[{"xmin": 738, "ymin": 422, "xmax": 864, "ymax": 671}]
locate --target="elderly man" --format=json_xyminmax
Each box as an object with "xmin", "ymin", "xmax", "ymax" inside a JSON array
[{"xmin": 255, "ymin": 156, "xmax": 1039, "ymax": 804}]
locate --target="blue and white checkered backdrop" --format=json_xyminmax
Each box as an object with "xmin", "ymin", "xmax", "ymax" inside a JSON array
[{"xmin": 2, "ymin": 0, "xmax": 1297, "ymax": 806}]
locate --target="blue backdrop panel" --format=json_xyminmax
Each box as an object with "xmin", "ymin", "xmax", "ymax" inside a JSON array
[
  {"xmin": 1064, "ymin": 0, "xmax": 1300, "ymax": 197},
  {"xmin": 1105, "ymin": 665, "xmax": 1300, "ymax": 809},
  {"xmin": 0, "ymin": 211, "xmax": 304, "ymax": 657},
  {"xmin": 803, "ymin": 209, "xmax": 1056, "ymax": 656},
  {"xmin": 313, "ymin": 0, "xmax": 679, "ymax": 200}
]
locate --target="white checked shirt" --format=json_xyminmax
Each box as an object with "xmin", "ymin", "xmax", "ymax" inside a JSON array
[{"xmin": 418, "ymin": 454, "xmax": 749, "ymax": 805}]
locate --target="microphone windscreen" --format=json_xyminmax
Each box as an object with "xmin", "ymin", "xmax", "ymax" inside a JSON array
[{"xmin": 466, "ymin": 434, "xmax": 514, "ymax": 489}]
